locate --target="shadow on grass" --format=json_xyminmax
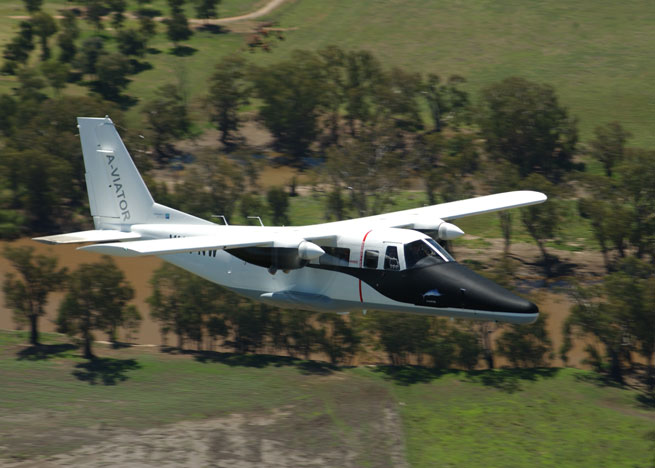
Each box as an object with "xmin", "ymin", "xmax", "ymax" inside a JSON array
[
  {"xmin": 465, "ymin": 368, "xmax": 560, "ymax": 393},
  {"xmin": 162, "ymin": 347, "xmax": 339, "ymax": 375},
  {"xmin": 636, "ymin": 393, "xmax": 655, "ymax": 409},
  {"xmin": 129, "ymin": 59, "xmax": 153, "ymax": 74},
  {"xmin": 374, "ymin": 366, "xmax": 455, "ymax": 386},
  {"xmin": 72, "ymin": 357, "xmax": 141, "ymax": 385},
  {"xmin": 375, "ymin": 365, "xmax": 560, "ymax": 391},
  {"xmin": 170, "ymin": 45, "xmax": 197, "ymax": 56},
  {"xmin": 16, "ymin": 343, "xmax": 78, "ymax": 361},
  {"xmin": 573, "ymin": 370, "xmax": 627, "ymax": 389},
  {"xmin": 195, "ymin": 24, "xmax": 227, "ymax": 34}
]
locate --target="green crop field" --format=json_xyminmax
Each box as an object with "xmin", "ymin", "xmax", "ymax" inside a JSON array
[
  {"xmin": 1, "ymin": 0, "xmax": 654, "ymax": 146},
  {"xmin": 1, "ymin": 330, "xmax": 653, "ymax": 466}
]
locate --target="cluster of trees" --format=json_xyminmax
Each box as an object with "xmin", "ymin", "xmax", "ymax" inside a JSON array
[
  {"xmin": 3, "ymin": 246, "xmax": 141, "ymax": 358},
  {"xmin": 3, "ymin": 246, "xmax": 554, "ymax": 369},
  {"xmin": 1, "ymin": 0, "xmax": 218, "ymax": 104},
  {"xmin": 1, "ymin": 3, "xmax": 654, "ymax": 387},
  {"xmin": 564, "ymin": 257, "xmax": 655, "ymax": 389}
]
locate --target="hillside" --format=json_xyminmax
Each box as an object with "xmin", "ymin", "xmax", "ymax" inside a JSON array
[{"xmin": 2, "ymin": 0, "xmax": 653, "ymax": 145}]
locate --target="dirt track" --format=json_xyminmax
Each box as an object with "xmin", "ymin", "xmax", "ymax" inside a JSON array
[
  {"xmin": 1, "ymin": 403, "xmax": 407, "ymax": 468},
  {"xmin": 8, "ymin": 0, "xmax": 288, "ymax": 24}
]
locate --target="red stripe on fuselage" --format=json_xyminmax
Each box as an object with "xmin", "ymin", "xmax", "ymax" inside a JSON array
[{"xmin": 358, "ymin": 229, "xmax": 373, "ymax": 302}]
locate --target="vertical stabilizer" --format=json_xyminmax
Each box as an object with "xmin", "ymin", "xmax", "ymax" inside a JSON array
[{"xmin": 78, "ymin": 116, "xmax": 210, "ymax": 228}]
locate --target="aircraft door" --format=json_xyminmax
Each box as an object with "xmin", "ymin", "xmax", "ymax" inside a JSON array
[{"xmin": 376, "ymin": 243, "xmax": 403, "ymax": 291}]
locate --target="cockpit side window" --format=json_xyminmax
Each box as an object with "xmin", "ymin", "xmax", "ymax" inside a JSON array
[
  {"xmin": 364, "ymin": 250, "xmax": 379, "ymax": 269},
  {"xmin": 404, "ymin": 239, "xmax": 454, "ymax": 269},
  {"xmin": 384, "ymin": 245, "xmax": 400, "ymax": 270}
]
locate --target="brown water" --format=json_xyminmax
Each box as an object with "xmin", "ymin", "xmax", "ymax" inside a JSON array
[
  {"xmin": 0, "ymin": 238, "xmax": 590, "ymax": 367},
  {"xmin": 0, "ymin": 238, "xmax": 164, "ymax": 345}
]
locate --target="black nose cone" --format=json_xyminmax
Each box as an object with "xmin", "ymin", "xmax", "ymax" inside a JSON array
[{"xmin": 420, "ymin": 263, "xmax": 539, "ymax": 317}]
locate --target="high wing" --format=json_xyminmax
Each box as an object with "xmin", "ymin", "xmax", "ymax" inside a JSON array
[
  {"xmin": 297, "ymin": 190, "xmax": 547, "ymax": 236},
  {"xmin": 79, "ymin": 231, "xmax": 275, "ymax": 257}
]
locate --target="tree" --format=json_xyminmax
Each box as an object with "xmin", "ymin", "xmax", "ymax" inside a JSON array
[
  {"xmin": 116, "ymin": 29, "xmax": 148, "ymax": 57},
  {"xmin": 316, "ymin": 45, "xmax": 346, "ymax": 147},
  {"xmin": 412, "ymin": 132, "xmax": 444, "ymax": 205},
  {"xmin": 40, "ymin": 60, "xmax": 69, "ymax": 95},
  {"xmin": 74, "ymin": 36, "xmax": 105, "ymax": 76},
  {"xmin": 316, "ymin": 313, "xmax": 361, "ymax": 365},
  {"xmin": 377, "ymin": 66, "xmax": 423, "ymax": 132},
  {"xmin": 618, "ymin": 149, "xmax": 655, "ymax": 260},
  {"xmin": 167, "ymin": 0, "xmax": 185, "ymax": 14},
  {"xmin": 207, "ymin": 55, "xmax": 250, "ymax": 149},
  {"xmin": 3, "ymin": 246, "xmax": 67, "ymax": 345},
  {"xmin": 223, "ymin": 301, "xmax": 270, "ymax": 353},
  {"xmin": 94, "ymin": 53, "xmax": 132, "ymax": 101},
  {"xmin": 107, "ymin": 0, "xmax": 127, "ymax": 29},
  {"xmin": 452, "ymin": 327, "xmax": 482, "ymax": 370},
  {"xmin": 590, "ymin": 121, "xmax": 631, "ymax": 177},
  {"xmin": 578, "ymin": 173, "xmax": 632, "ymax": 271},
  {"xmin": 165, "ymin": 12, "xmax": 193, "ymax": 48},
  {"xmin": 2, "ymin": 21, "xmax": 35, "ymax": 74},
  {"xmin": 143, "ymin": 83, "xmax": 190, "ymax": 162},
  {"xmin": 520, "ymin": 173, "xmax": 562, "ymax": 275},
  {"xmin": 603, "ymin": 259, "xmax": 655, "ymax": 389},
  {"xmin": 479, "ymin": 77, "xmax": 578, "ymax": 182},
  {"xmin": 171, "ymin": 155, "xmax": 244, "ymax": 220},
  {"xmin": 23, "ymin": 0, "xmax": 43, "ymax": 13},
  {"xmin": 342, "ymin": 50, "xmax": 384, "ymax": 136},
  {"xmin": 196, "ymin": 0, "xmax": 220, "ymax": 20},
  {"xmin": 31, "ymin": 11, "xmax": 58, "ymax": 61},
  {"xmin": 371, "ymin": 311, "xmax": 432, "ymax": 366},
  {"xmin": 57, "ymin": 11, "xmax": 79, "ymax": 63},
  {"xmin": 325, "ymin": 120, "xmax": 406, "ymax": 217},
  {"xmin": 563, "ymin": 283, "xmax": 626, "ymax": 383},
  {"xmin": 148, "ymin": 262, "xmax": 225, "ymax": 349},
  {"xmin": 483, "ymin": 159, "xmax": 520, "ymax": 256},
  {"xmin": 137, "ymin": 9, "xmax": 157, "ymax": 38},
  {"xmin": 423, "ymin": 74, "xmax": 470, "ymax": 132},
  {"xmin": 85, "ymin": 0, "xmax": 106, "ymax": 30},
  {"xmin": 497, "ymin": 314, "xmax": 552, "ymax": 367},
  {"xmin": 251, "ymin": 50, "xmax": 326, "ymax": 162},
  {"xmin": 266, "ymin": 186, "xmax": 289, "ymax": 225},
  {"xmin": 240, "ymin": 193, "xmax": 265, "ymax": 225},
  {"xmin": 57, "ymin": 257, "xmax": 138, "ymax": 357}
]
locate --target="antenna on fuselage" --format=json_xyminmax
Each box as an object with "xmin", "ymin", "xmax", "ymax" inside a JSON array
[
  {"xmin": 211, "ymin": 215, "xmax": 229, "ymax": 225},
  {"xmin": 247, "ymin": 216, "xmax": 265, "ymax": 227}
]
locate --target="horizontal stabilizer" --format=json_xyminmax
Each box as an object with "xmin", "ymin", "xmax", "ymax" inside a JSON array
[
  {"xmin": 33, "ymin": 230, "xmax": 142, "ymax": 245},
  {"xmin": 79, "ymin": 233, "xmax": 275, "ymax": 257}
]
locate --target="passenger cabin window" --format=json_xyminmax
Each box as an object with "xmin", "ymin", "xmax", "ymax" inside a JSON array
[
  {"xmin": 364, "ymin": 250, "xmax": 379, "ymax": 269},
  {"xmin": 384, "ymin": 246, "xmax": 400, "ymax": 270},
  {"xmin": 404, "ymin": 239, "xmax": 454, "ymax": 269},
  {"xmin": 319, "ymin": 246, "xmax": 351, "ymax": 267}
]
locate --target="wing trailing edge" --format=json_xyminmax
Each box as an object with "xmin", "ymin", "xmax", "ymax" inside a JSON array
[{"xmin": 33, "ymin": 230, "xmax": 142, "ymax": 245}]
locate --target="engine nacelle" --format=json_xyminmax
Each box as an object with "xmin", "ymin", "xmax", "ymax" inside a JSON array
[
  {"xmin": 409, "ymin": 219, "xmax": 465, "ymax": 240},
  {"xmin": 228, "ymin": 239, "xmax": 325, "ymax": 272},
  {"xmin": 438, "ymin": 222, "xmax": 464, "ymax": 240}
]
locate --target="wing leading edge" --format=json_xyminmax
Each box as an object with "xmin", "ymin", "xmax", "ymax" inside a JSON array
[{"xmin": 297, "ymin": 190, "xmax": 547, "ymax": 235}]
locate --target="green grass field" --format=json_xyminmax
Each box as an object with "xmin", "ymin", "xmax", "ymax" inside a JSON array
[
  {"xmin": 1, "ymin": 0, "xmax": 654, "ymax": 146},
  {"xmin": 1, "ymin": 330, "xmax": 653, "ymax": 466}
]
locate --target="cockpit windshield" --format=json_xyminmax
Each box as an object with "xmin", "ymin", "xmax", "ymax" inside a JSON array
[
  {"xmin": 404, "ymin": 238, "xmax": 455, "ymax": 269},
  {"xmin": 425, "ymin": 238, "xmax": 455, "ymax": 262}
]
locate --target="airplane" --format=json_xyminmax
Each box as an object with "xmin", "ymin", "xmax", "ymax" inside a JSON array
[{"xmin": 34, "ymin": 116, "xmax": 547, "ymax": 324}]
